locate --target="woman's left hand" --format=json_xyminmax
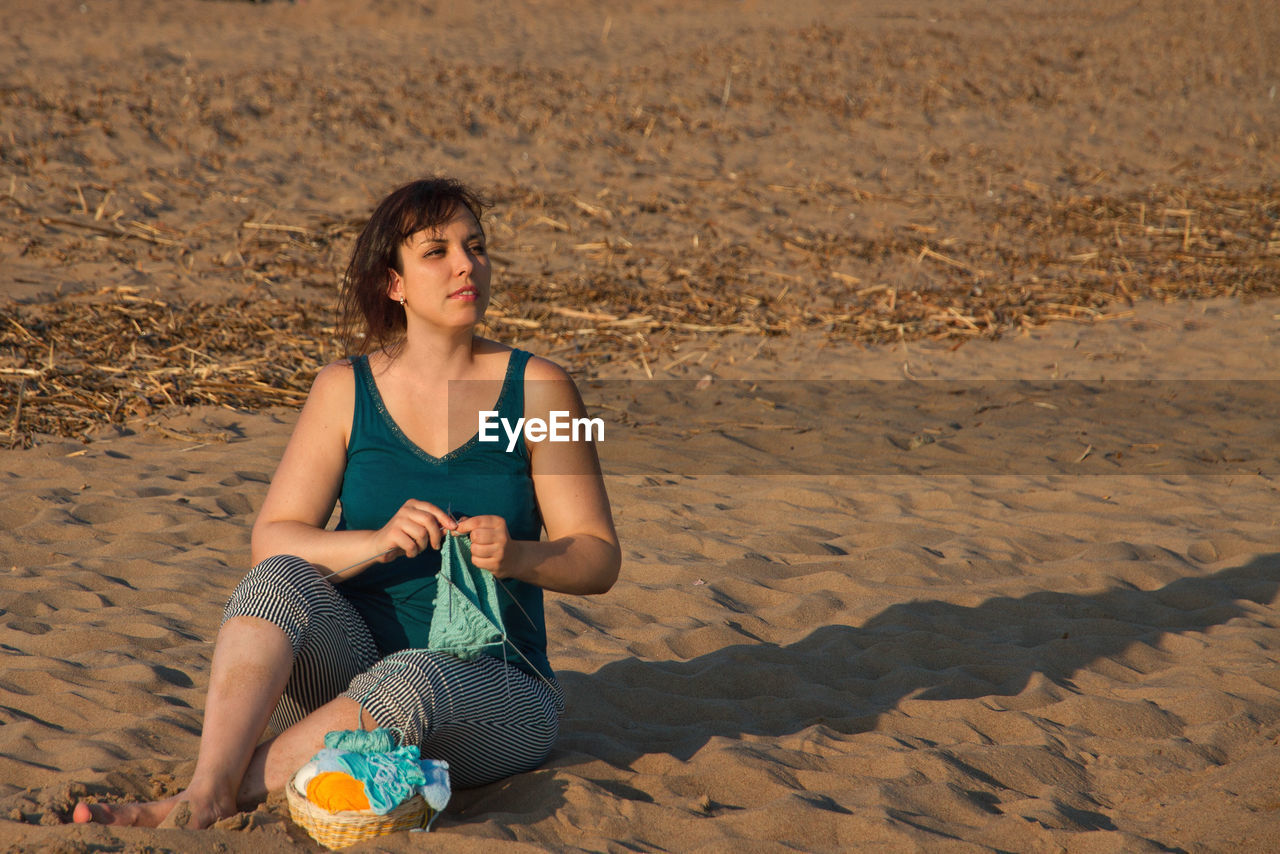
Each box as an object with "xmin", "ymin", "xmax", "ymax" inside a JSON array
[{"xmin": 455, "ymin": 515, "xmax": 523, "ymax": 579}]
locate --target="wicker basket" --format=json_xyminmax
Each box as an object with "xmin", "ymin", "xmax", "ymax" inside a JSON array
[{"xmin": 286, "ymin": 778, "xmax": 434, "ymax": 849}]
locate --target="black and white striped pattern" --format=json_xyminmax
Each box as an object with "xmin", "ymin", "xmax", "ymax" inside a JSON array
[
  {"xmin": 222, "ymin": 554, "xmax": 564, "ymax": 789},
  {"xmin": 350, "ymin": 648, "xmax": 563, "ymax": 788}
]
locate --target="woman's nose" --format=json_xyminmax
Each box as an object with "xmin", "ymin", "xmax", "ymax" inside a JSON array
[{"xmin": 454, "ymin": 248, "xmax": 474, "ymax": 275}]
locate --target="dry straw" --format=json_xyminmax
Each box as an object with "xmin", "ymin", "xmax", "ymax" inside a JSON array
[{"xmin": 2, "ymin": 185, "xmax": 1275, "ymax": 447}]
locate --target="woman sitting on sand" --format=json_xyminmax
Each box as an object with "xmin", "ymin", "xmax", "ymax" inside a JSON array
[{"xmin": 75, "ymin": 177, "xmax": 620, "ymax": 828}]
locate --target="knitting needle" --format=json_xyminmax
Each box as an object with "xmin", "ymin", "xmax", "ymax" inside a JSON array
[{"xmin": 315, "ymin": 546, "xmax": 402, "ymax": 582}]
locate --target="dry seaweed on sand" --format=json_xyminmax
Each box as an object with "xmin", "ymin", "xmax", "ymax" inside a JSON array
[
  {"xmin": 0, "ymin": 293, "xmax": 331, "ymax": 447},
  {"xmin": 2, "ymin": 185, "xmax": 1276, "ymax": 448}
]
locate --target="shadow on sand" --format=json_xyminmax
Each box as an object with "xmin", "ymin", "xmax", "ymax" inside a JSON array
[{"xmin": 556, "ymin": 554, "xmax": 1280, "ymax": 766}]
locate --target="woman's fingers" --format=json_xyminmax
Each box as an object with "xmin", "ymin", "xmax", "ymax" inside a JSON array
[
  {"xmin": 455, "ymin": 515, "xmax": 514, "ymax": 573},
  {"xmin": 368, "ymin": 499, "xmax": 468, "ymax": 563},
  {"xmin": 431, "ymin": 502, "xmax": 460, "ymax": 530},
  {"xmin": 409, "ymin": 515, "xmax": 442, "ymax": 553},
  {"xmin": 406, "ymin": 500, "xmax": 458, "ymax": 546},
  {"xmin": 380, "ymin": 500, "xmax": 459, "ymax": 557},
  {"xmin": 454, "ymin": 514, "xmax": 489, "ymax": 538}
]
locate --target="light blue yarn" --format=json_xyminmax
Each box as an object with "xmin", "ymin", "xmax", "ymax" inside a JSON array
[
  {"xmin": 306, "ymin": 743, "xmax": 427, "ymax": 815},
  {"xmin": 324, "ymin": 726, "xmax": 398, "ymax": 754},
  {"xmin": 309, "ymin": 727, "xmax": 451, "ymax": 818}
]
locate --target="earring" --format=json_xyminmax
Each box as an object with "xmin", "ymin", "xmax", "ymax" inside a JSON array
[{"xmin": 398, "ymin": 297, "xmax": 406, "ymax": 306}]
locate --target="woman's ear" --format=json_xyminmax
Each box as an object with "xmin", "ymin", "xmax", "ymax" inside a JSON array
[{"xmin": 387, "ymin": 269, "xmax": 404, "ymax": 302}]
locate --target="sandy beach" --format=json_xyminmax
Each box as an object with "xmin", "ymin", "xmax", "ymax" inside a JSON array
[{"xmin": 2, "ymin": 1, "xmax": 1279, "ymax": 852}]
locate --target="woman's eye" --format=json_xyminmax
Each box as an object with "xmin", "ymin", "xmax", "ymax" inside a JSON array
[{"xmin": 470, "ymin": 244, "xmax": 487, "ymax": 255}]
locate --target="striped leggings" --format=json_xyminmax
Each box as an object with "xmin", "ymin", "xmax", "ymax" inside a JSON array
[{"xmin": 222, "ymin": 554, "xmax": 564, "ymax": 789}]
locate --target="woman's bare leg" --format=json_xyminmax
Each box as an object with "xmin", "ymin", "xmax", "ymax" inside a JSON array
[
  {"xmin": 73, "ymin": 615, "xmax": 299, "ymax": 827},
  {"xmin": 235, "ymin": 694, "xmax": 371, "ymax": 806}
]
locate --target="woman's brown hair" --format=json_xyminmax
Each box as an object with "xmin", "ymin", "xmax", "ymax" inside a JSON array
[{"xmin": 338, "ymin": 177, "xmax": 488, "ymax": 355}]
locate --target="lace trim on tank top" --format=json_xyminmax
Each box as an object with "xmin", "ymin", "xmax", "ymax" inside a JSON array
[{"xmin": 355, "ymin": 350, "xmax": 521, "ymax": 466}]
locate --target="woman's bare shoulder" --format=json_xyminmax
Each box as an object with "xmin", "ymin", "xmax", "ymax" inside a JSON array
[
  {"xmin": 303, "ymin": 359, "xmax": 356, "ymax": 412},
  {"xmin": 312, "ymin": 358, "xmax": 354, "ymax": 385},
  {"xmin": 523, "ymin": 353, "xmax": 573, "ymax": 383},
  {"xmin": 521, "ymin": 353, "xmax": 583, "ymax": 416}
]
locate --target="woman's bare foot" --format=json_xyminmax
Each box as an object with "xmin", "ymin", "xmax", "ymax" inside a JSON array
[{"xmin": 72, "ymin": 789, "xmax": 235, "ymax": 829}]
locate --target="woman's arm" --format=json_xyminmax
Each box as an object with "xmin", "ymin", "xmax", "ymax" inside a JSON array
[
  {"xmin": 250, "ymin": 361, "xmax": 456, "ymax": 580},
  {"xmin": 458, "ymin": 356, "xmax": 620, "ymax": 594}
]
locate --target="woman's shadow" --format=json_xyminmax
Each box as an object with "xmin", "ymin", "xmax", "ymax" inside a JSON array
[{"xmin": 554, "ymin": 554, "xmax": 1280, "ymax": 768}]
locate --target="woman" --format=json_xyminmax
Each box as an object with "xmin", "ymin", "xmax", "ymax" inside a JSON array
[{"xmin": 75, "ymin": 177, "xmax": 620, "ymax": 828}]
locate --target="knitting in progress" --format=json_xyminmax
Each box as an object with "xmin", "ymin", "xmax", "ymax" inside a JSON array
[{"xmin": 429, "ymin": 531, "xmax": 507, "ymax": 660}]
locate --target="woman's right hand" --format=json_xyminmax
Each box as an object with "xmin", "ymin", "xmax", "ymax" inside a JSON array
[{"xmin": 370, "ymin": 499, "xmax": 459, "ymax": 561}]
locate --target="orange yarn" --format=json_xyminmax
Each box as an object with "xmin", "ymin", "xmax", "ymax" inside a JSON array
[{"xmin": 306, "ymin": 771, "xmax": 372, "ymax": 812}]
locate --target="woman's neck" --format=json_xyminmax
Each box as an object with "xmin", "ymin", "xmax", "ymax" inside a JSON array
[{"xmin": 387, "ymin": 327, "xmax": 479, "ymax": 377}]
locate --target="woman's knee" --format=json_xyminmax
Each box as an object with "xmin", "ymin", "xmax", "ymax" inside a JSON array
[{"xmin": 222, "ymin": 554, "xmax": 325, "ymax": 652}]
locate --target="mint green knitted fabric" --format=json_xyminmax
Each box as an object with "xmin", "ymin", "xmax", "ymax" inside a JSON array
[{"xmin": 428, "ymin": 532, "xmax": 505, "ymax": 660}]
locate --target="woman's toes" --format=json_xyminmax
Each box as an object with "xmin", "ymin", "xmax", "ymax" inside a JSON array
[{"xmin": 71, "ymin": 801, "xmax": 140, "ymax": 826}]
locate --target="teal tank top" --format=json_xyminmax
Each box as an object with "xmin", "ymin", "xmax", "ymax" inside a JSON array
[{"xmin": 335, "ymin": 349, "xmax": 551, "ymax": 681}]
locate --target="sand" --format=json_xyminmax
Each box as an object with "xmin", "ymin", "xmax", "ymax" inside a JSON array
[{"xmin": 3, "ymin": 0, "xmax": 1280, "ymax": 852}]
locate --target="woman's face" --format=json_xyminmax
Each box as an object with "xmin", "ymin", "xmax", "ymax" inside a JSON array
[{"xmin": 388, "ymin": 208, "xmax": 491, "ymax": 331}]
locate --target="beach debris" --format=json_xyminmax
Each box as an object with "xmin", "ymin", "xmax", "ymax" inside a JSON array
[{"xmin": 1, "ymin": 183, "xmax": 1276, "ymax": 446}]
